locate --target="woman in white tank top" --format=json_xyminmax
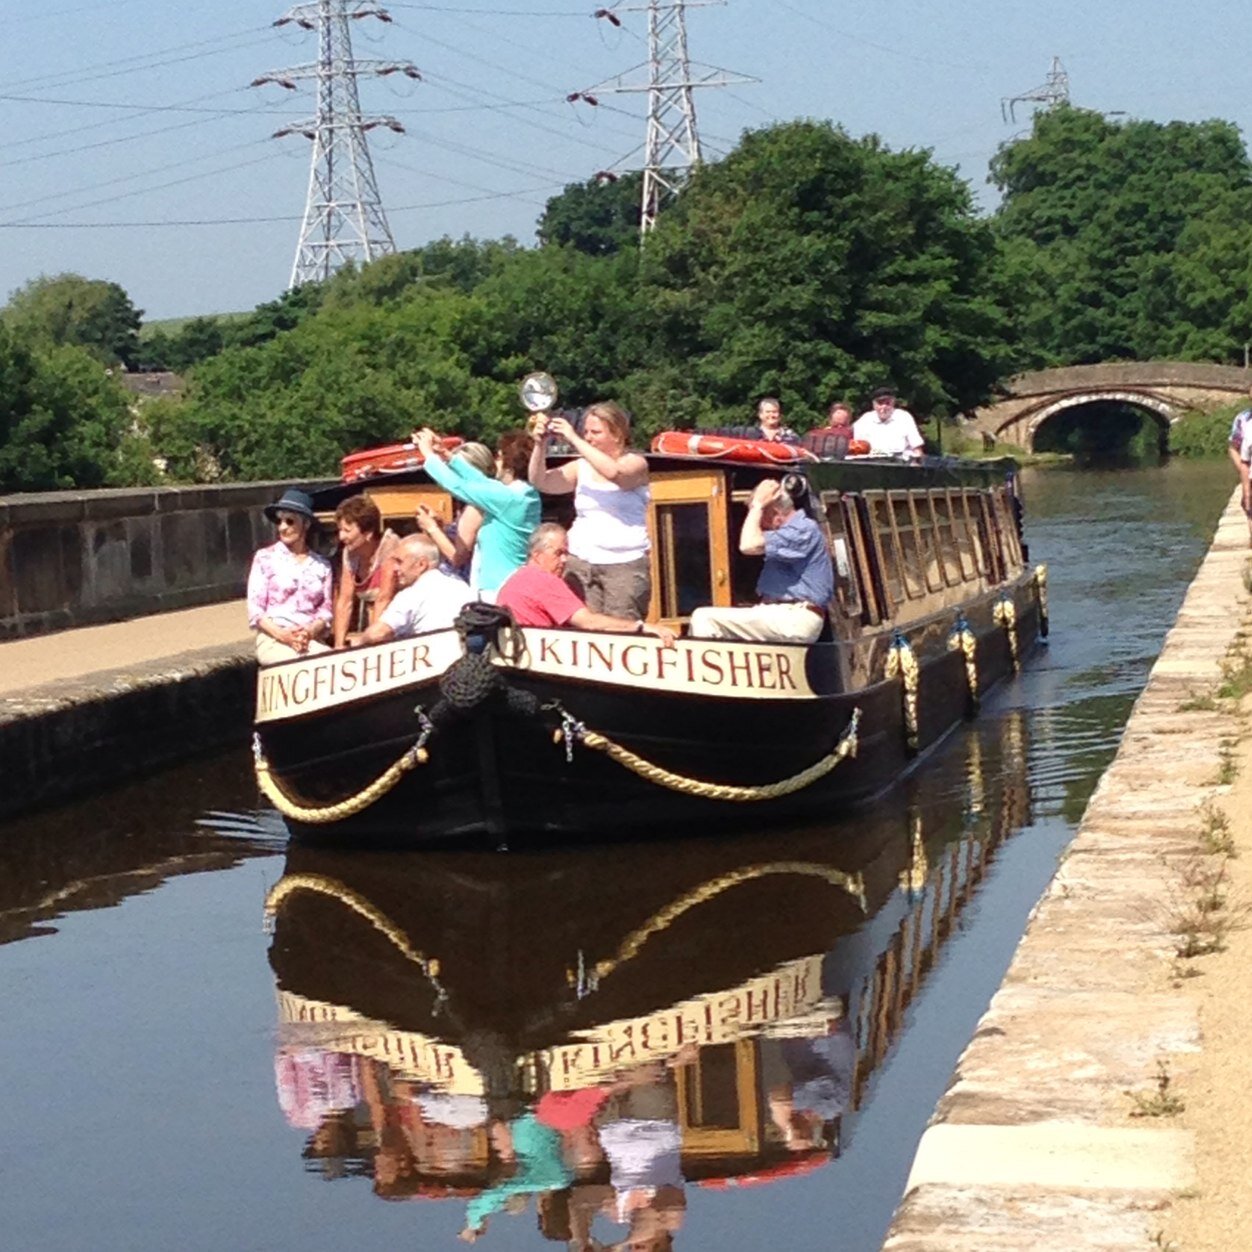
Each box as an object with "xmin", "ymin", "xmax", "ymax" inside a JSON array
[{"xmin": 528, "ymin": 401, "xmax": 652, "ymax": 618}]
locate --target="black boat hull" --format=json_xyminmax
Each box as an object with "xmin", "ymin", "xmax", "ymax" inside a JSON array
[{"xmin": 254, "ymin": 574, "xmax": 1041, "ymax": 843}]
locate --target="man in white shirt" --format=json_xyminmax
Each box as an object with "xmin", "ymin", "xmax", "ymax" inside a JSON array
[
  {"xmin": 347, "ymin": 533, "xmax": 472, "ymax": 644},
  {"xmin": 853, "ymin": 386, "xmax": 925, "ymax": 459}
]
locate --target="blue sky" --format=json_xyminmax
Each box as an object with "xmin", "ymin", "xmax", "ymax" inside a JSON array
[{"xmin": 0, "ymin": 0, "xmax": 1243, "ymax": 320}]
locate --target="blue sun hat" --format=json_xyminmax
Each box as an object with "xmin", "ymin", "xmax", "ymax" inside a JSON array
[{"xmin": 264, "ymin": 487, "xmax": 318, "ymax": 525}]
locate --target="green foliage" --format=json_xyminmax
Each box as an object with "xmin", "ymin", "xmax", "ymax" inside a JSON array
[
  {"xmin": 1167, "ymin": 401, "xmax": 1243, "ymax": 458},
  {"xmin": 143, "ymin": 122, "xmax": 1016, "ymax": 481},
  {"xmin": 641, "ymin": 121, "xmax": 1015, "ymax": 423},
  {"xmin": 991, "ymin": 108, "xmax": 1252, "ymax": 366},
  {"xmin": 538, "ymin": 173, "xmax": 644, "ymax": 256},
  {"xmin": 0, "ymin": 324, "xmax": 149, "ymax": 491},
  {"xmin": 2, "ymin": 272, "xmax": 143, "ymax": 369}
]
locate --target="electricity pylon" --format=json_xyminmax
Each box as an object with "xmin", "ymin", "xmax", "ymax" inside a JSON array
[
  {"xmin": 580, "ymin": 2, "xmax": 753, "ymax": 238},
  {"xmin": 1001, "ymin": 55, "xmax": 1070, "ymax": 124},
  {"xmin": 254, "ymin": 1, "xmax": 419, "ymax": 288}
]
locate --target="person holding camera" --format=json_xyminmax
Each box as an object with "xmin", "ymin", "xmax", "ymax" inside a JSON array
[{"xmin": 689, "ymin": 476, "xmax": 833, "ymax": 644}]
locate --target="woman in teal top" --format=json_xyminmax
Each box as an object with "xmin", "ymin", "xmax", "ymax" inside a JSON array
[
  {"xmin": 459, "ymin": 1112, "xmax": 572, "ymax": 1241},
  {"xmin": 414, "ymin": 427, "xmax": 541, "ymax": 600}
]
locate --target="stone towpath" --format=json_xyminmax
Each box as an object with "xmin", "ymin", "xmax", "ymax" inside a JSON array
[
  {"xmin": 885, "ymin": 489, "xmax": 1252, "ymax": 1250},
  {"xmin": 0, "ymin": 599, "xmax": 250, "ymax": 697}
]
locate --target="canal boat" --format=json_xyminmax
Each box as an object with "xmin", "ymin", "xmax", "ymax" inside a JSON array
[{"xmin": 252, "ymin": 434, "xmax": 1046, "ymax": 843}]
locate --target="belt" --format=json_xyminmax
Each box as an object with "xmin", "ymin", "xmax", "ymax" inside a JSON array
[{"xmin": 762, "ymin": 598, "xmax": 825, "ymax": 615}]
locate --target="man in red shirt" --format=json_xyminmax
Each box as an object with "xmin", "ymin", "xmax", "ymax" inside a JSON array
[{"xmin": 499, "ymin": 523, "xmax": 676, "ymax": 645}]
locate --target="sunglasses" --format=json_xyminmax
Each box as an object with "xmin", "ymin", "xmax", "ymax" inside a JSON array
[{"xmin": 276, "ymin": 513, "xmax": 303, "ymax": 527}]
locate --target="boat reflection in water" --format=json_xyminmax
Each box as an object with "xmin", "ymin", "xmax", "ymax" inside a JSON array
[{"xmin": 264, "ymin": 710, "xmax": 1030, "ymax": 1245}]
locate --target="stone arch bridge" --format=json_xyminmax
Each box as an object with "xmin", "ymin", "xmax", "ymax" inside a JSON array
[{"xmin": 969, "ymin": 363, "xmax": 1252, "ymax": 451}]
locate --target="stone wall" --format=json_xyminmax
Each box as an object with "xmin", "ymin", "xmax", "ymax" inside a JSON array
[{"xmin": 0, "ymin": 481, "xmax": 332, "ymax": 640}]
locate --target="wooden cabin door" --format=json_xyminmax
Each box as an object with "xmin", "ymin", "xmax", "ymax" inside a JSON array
[{"xmin": 647, "ymin": 471, "xmax": 731, "ymax": 628}]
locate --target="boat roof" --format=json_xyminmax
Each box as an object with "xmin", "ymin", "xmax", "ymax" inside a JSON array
[{"xmin": 313, "ymin": 449, "xmax": 1018, "ymax": 507}]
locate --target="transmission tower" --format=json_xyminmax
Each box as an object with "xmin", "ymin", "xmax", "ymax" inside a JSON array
[
  {"xmin": 578, "ymin": 2, "xmax": 752, "ymax": 238},
  {"xmin": 254, "ymin": 1, "xmax": 419, "ymax": 288},
  {"xmin": 1001, "ymin": 55, "xmax": 1070, "ymax": 124}
]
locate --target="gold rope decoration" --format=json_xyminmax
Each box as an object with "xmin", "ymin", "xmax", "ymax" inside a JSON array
[
  {"xmin": 254, "ymin": 735, "xmax": 429, "ymax": 825},
  {"xmin": 560, "ymin": 708, "xmax": 860, "ymax": 802},
  {"xmin": 947, "ymin": 619, "xmax": 979, "ymax": 710},
  {"xmin": 885, "ymin": 636, "xmax": 920, "ymax": 751},
  {"xmin": 264, "ymin": 873, "xmax": 442, "ymax": 982},
  {"xmin": 1034, "ymin": 562, "xmax": 1049, "ymax": 638},
  {"xmin": 992, "ymin": 596, "xmax": 1020, "ymax": 672},
  {"xmin": 573, "ymin": 861, "xmax": 869, "ymax": 990}
]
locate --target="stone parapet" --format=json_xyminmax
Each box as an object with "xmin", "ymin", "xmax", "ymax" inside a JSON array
[
  {"xmin": 884, "ymin": 489, "xmax": 1250, "ymax": 1249},
  {"xmin": 0, "ymin": 480, "xmax": 333, "ymax": 640}
]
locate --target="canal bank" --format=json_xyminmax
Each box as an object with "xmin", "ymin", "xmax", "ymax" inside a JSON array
[
  {"xmin": 885, "ymin": 488, "xmax": 1252, "ymax": 1251},
  {"xmin": 0, "ymin": 600, "xmax": 251, "ymax": 817}
]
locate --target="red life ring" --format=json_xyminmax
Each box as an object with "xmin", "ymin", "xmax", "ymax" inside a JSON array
[
  {"xmin": 341, "ymin": 437, "xmax": 464, "ymax": 483},
  {"xmin": 650, "ymin": 431, "xmax": 815, "ymax": 464}
]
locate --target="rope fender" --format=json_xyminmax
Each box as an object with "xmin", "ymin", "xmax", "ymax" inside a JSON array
[
  {"xmin": 253, "ymin": 716, "xmax": 431, "ymax": 825},
  {"xmin": 993, "ymin": 595, "xmax": 1020, "ymax": 672},
  {"xmin": 1034, "ymin": 563, "xmax": 1049, "ymax": 638},
  {"xmin": 552, "ymin": 707, "xmax": 861, "ymax": 802},
  {"xmin": 947, "ymin": 616, "xmax": 980, "ymax": 713},
  {"xmin": 885, "ymin": 633, "xmax": 920, "ymax": 752}
]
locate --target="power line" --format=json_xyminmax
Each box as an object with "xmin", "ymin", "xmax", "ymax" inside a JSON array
[{"xmin": 0, "ymin": 183, "xmax": 565, "ymax": 229}]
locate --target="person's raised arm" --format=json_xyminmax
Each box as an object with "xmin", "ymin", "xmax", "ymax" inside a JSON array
[
  {"xmin": 738, "ymin": 479, "xmax": 778, "ymax": 556},
  {"xmin": 548, "ymin": 415, "xmax": 649, "ymax": 489},
  {"xmin": 415, "ymin": 502, "xmax": 463, "ymax": 567},
  {"xmin": 527, "ymin": 414, "xmax": 578, "ymax": 495}
]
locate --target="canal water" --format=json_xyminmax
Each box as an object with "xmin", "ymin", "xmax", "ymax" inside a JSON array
[{"xmin": 0, "ymin": 460, "xmax": 1235, "ymax": 1251}]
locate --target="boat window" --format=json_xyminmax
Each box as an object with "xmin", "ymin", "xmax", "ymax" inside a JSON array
[
  {"xmin": 655, "ymin": 503, "xmax": 717, "ymax": 617},
  {"xmin": 910, "ymin": 494, "xmax": 946, "ymax": 593},
  {"xmin": 991, "ymin": 488, "xmax": 1023, "ymax": 570},
  {"xmin": 676, "ymin": 1040, "xmax": 761, "ymax": 1155},
  {"xmin": 841, "ymin": 494, "xmax": 885, "ymax": 624},
  {"xmin": 865, "ymin": 492, "xmax": 905, "ymax": 610},
  {"xmin": 954, "ymin": 492, "xmax": 984, "ymax": 582},
  {"xmin": 822, "ymin": 491, "xmax": 864, "ymax": 621},
  {"xmin": 889, "ymin": 491, "xmax": 926, "ymax": 600},
  {"xmin": 969, "ymin": 492, "xmax": 1005, "ymax": 583},
  {"xmin": 928, "ymin": 491, "xmax": 965, "ymax": 587},
  {"xmin": 647, "ymin": 471, "xmax": 731, "ymax": 625}
]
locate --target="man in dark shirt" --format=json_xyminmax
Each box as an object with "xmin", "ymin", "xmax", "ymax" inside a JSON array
[{"xmin": 689, "ymin": 478, "xmax": 834, "ymax": 643}]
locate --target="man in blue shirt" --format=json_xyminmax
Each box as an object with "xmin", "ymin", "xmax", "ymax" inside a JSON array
[{"xmin": 690, "ymin": 477, "xmax": 834, "ymax": 643}]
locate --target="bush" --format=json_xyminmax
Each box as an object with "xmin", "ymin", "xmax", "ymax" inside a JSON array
[{"xmin": 1169, "ymin": 403, "xmax": 1241, "ymax": 458}]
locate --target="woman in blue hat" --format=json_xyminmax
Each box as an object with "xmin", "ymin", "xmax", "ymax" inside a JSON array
[{"xmin": 247, "ymin": 488, "xmax": 334, "ymax": 665}]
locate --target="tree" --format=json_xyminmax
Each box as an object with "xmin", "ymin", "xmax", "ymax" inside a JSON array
[
  {"xmin": 2, "ymin": 273, "xmax": 143, "ymax": 369},
  {"xmin": 639, "ymin": 120, "xmax": 1014, "ymax": 422},
  {"xmin": 0, "ymin": 323, "xmax": 144, "ymax": 491},
  {"xmin": 538, "ymin": 173, "xmax": 644, "ymax": 256},
  {"xmin": 989, "ymin": 107, "xmax": 1252, "ymax": 365}
]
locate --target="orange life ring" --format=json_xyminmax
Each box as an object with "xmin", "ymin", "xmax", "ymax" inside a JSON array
[
  {"xmin": 650, "ymin": 431, "xmax": 815, "ymax": 464},
  {"xmin": 341, "ymin": 437, "xmax": 463, "ymax": 483}
]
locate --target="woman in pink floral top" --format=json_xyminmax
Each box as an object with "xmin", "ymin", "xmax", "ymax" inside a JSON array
[{"xmin": 247, "ymin": 488, "xmax": 334, "ymax": 665}]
